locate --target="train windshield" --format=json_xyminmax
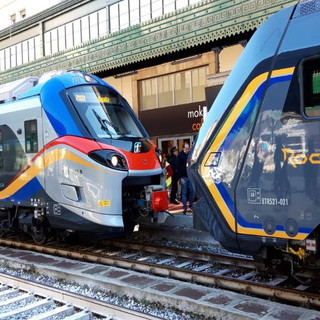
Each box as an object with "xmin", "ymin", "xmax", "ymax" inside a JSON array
[{"xmin": 67, "ymin": 85, "xmax": 144, "ymax": 139}]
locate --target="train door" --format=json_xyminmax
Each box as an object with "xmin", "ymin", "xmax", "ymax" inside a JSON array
[
  {"xmin": 0, "ymin": 95, "xmax": 43, "ymax": 208},
  {"xmin": 0, "ymin": 117, "xmax": 43, "ymax": 198},
  {"xmin": 0, "ymin": 124, "xmax": 23, "ymax": 194},
  {"xmin": 28, "ymin": 109, "xmax": 44, "ymax": 194}
]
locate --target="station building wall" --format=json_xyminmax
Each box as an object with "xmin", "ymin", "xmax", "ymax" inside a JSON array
[{"xmin": 103, "ymin": 44, "xmax": 244, "ymax": 152}]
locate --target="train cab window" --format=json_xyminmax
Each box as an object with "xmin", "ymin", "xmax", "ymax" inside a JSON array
[
  {"xmin": 67, "ymin": 85, "xmax": 144, "ymax": 139},
  {"xmin": 303, "ymin": 57, "xmax": 320, "ymax": 118},
  {"xmin": 25, "ymin": 120, "xmax": 38, "ymax": 153}
]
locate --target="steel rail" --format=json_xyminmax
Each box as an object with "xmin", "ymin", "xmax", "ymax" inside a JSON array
[
  {"xmin": 102, "ymin": 239, "xmax": 256, "ymax": 268},
  {"xmin": 0, "ymin": 238, "xmax": 319, "ymax": 309},
  {"xmin": 0, "ymin": 272, "xmax": 164, "ymax": 320}
]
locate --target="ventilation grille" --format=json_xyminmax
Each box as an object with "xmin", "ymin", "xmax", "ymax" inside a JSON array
[{"xmin": 295, "ymin": 0, "xmax": 320, "ymax": 17}]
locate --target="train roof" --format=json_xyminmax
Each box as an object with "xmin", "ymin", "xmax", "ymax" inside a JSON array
[
  {"xmin": 0, "ymin": 76, "xmax": 39, "ymax": 103},
  {"xmin": 18, "ymin": 70, "xmax": 118, "ymax": 100}
]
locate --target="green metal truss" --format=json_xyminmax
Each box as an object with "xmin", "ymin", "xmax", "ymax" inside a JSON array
[{"xmin": 0, "ymin": 0, "xmax": 297, "ymax": 84}]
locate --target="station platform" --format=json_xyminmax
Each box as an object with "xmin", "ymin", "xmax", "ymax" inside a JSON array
[
  {"xmin": 138, "ymin": 200, "xmax": 218, "ymax": 246},
  {"xmin": 168, "ymin": 201, "xmax": 186, "ymax": 214}
]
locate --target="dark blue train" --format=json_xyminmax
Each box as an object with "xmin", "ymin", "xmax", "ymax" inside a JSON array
[{"xmin": 189, "ymin": 0, "xmax": 320, "ymax": 269}]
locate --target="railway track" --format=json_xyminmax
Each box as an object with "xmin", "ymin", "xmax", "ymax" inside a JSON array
[
  {"xmin": 0, "ymin": 272, "xmax": 163, "ymax": 320},
  {"xmin": 0, "ymin": 236, "xmax": 319, "ymax": 310}
]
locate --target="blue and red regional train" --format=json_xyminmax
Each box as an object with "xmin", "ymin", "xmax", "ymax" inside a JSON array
[
  {"xmin": 189, "ymin": 0, "xmax": 320, "ymax": 268},
  {"xmin": 0, "ymin": 70, "xmax": 168, "ymax": 243}
]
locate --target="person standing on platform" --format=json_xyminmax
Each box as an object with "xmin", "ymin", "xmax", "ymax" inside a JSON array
[
  {"xmin": 167, "ymin": 146, "xmax": 180, "ymax": 204},
  {"xmin": 164, "ymin": 153, "xmax": 173, "ymax": 189},
  {"xmin": 160, "ymin": 152, "xmax": 173, "ymax": 189},
  {"xmin": 177, "ymin": 142, "xmax": 195, "ymax": 214}
]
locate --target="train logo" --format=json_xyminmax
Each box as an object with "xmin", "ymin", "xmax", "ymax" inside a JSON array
[
  {"xmin": 282, "ymin": 148, "xmax": 320, "ymax": 168},
  {"xmin": 134, "ymin": 142, "xmax": 142, "ymax": 153}
]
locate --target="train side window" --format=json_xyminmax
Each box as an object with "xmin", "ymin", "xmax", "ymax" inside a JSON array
[
  {"xmin": 25, "ymin": 120, "xmax": 38, "ymax": 153},
  {"xmin": 303, "ymin": 57, "xmax": 320, "ymax": 118}
]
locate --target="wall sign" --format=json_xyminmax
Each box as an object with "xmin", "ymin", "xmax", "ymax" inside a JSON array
[{"xmin": 140, "ymin": 101, "xmax": 207, "ymax": 137}]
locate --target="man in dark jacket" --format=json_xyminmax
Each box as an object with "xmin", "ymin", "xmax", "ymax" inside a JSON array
[
  {"xmin": 167, "ymin": 146, "xmax": 180, "ymax": 204},
  {"xmin": 176, "ymin": 142, "xmax": 195, "ymax": 214}
]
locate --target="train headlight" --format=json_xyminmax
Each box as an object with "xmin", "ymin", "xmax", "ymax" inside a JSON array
[
  {"xmin": 111, "ymin": 155, "xmax": 119, "ymax": 167},
  {"xmin": 106, "ymin": 153, "xmax": 127, "ymax": 170},
  {"xmin": 89, "ymin": 150, "xmax": 128, "ymax": 171}
]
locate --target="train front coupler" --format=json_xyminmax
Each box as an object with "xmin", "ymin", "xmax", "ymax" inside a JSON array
[{"xmin": 144, "ymin": 184, "xmax": 169, "ymax": 223}]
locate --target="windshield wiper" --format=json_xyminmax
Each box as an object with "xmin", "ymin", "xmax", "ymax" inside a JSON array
[
  {"xmin": 93, "ymin": 109, "xmax": 113, "ymax": 138},
  {"xmin": 92, "ymin": 109, "xmax": 134, "ymax": 139},
  {"xmin": 101, "ymin": 117, "xmax": 128, "ymax": 137}
]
